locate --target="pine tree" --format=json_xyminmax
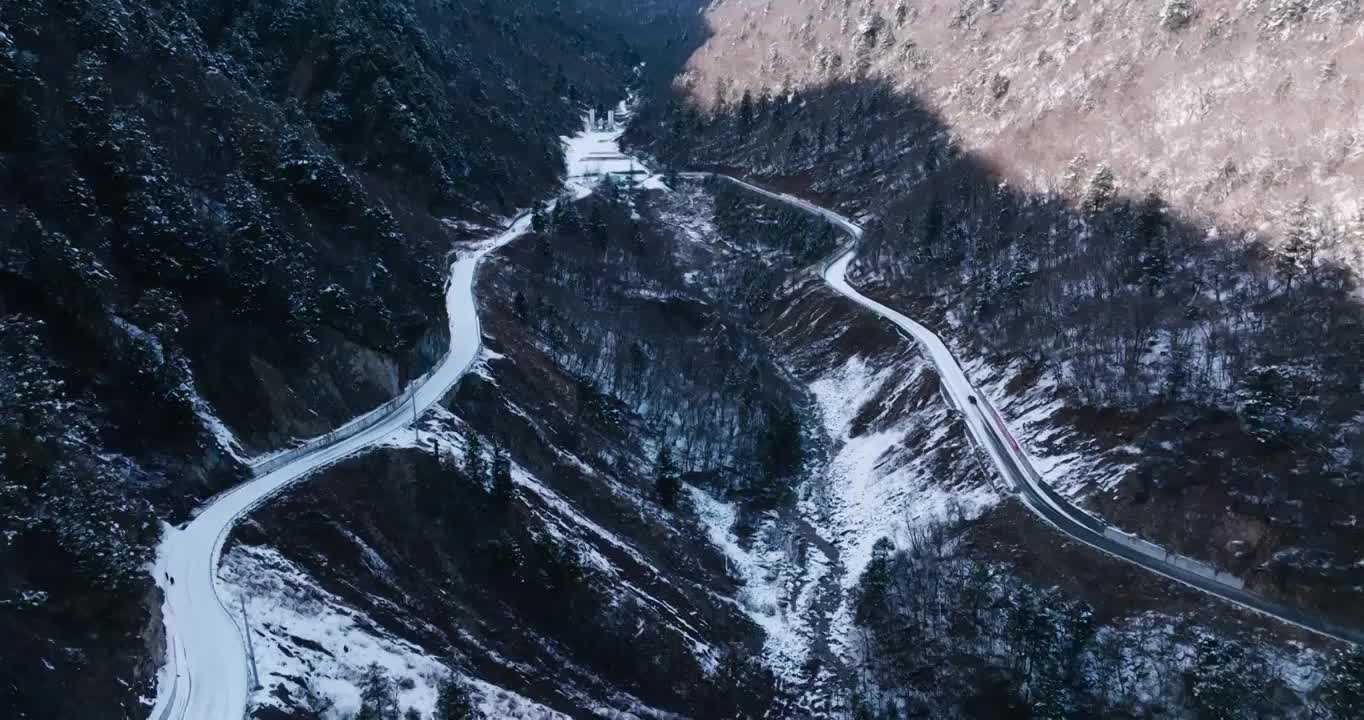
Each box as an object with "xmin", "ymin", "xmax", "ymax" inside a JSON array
[
  {"xmin": 531, "ymin": 209, "xmax": 546, "ymax": 234},
  {"xmin": 1083, "ymin": 165, "xmax": 1116, "ymax": 214},
  {"xmin": 553, "ymin": 195, "xmax": 580, "ymax": 232},
  {"xmin": 972, "ymin": 269, "xmax": 999, "ymax": 318},
  {"xmin": 1238, "ymin": 365, "xmax": 1295, "ymax": 444},
  {"xmin": 920, "ymin": 197, "xmax": 943, "ymax": 263},
  {"xmin": 738, "ymin": 89, "xmax": 754, "ymax": 131},
  {"xmin": 587, "ymin": 204, "xmax": 609, "ymax": 248},
  {"xmin": 1132, "ymin": 190, "xmax": 1171, "ymax": 295},
  {"xmin": 760, "ymin": 407, "xmax": 802, "ymax": 483},
  {"xmin": 1166, "ymin": 340, "xmax": 1190, "ymax": 401},
  {"xmin": 404, "ymin": 709, "xmax": 421, "ymax": 720},
  {"xmin": 853, "ymin": 537, "xmax": 894, "ymax": 626},
  {"xmin": 465, "ymin": 434, "xmax": 486, "ymax": 485},
  {"xmin": 491, "ymin": 446, "xmax": 514, "ymax": 506},
  {"xmin": 434, "ymin": 672, "xmax": 478, "ymax": 720},
  {"xmin": 513, "ymin": 291, "xmax": 528, "ymax": 321},
  {"xmin": 628, "ymin": 222, "xmax": 646, "ymax": 255},
  {"xmin": 1005, "ymin": 244, "xmax": 1036, "ymax": 303},
  {"xmin": 356, "ymin": 664, "xmax": 400, "ymax": 720},
  {"xmin": 1277, "ymin": 199, "xmax": 1319, "ymax": 292},
  {"xmin": 1059, "ymin": 153, "xmax": 1089, "ymax": 196},
  {"xmin": 654, "ymin": 446, "xmax": 680, "ymax": 507}
]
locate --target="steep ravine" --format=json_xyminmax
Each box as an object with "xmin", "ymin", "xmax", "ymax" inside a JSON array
[
  {"xmin": 712, "ymin": 180, "xmax": 1355, "ymax": 717},
  {"xmin": 172, "ymin": 155, "xmax": 1354, "ymax": 719}
]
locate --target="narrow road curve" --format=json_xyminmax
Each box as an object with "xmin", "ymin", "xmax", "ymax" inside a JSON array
[
  {"xmin": 146, "ymin": 213, "xmax": 533, "ymax": 720},
  {"xmin": 689, "ymin": 172, "xmax": 1363, "ymax": 647}
]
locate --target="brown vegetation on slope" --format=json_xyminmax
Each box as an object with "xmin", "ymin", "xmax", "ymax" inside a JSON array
[{"xmin": 679, "ymin": 0, "xmax": 1364, "ymax": 266}]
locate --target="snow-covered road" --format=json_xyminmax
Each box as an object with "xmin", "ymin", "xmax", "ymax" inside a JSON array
[
  {"xmin": 694, "ymin": 172, "xmax": 1363, "ymax": 646},
  {"xmin": 147, "ymin": 214, "xmax": 531, "ymax": 720},
  {"xmin": 147, "ymin": 118, "xmax": 651, "ymax": 720}
]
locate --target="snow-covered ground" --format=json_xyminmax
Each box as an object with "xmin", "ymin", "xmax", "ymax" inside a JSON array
[
  {"xmin": 696, "ymin": 171, "xmax": 1147, "ymax": 540},
  {"xmin": 707, "ymin": 171, "xmax": 1364, "ymax": 647},
  {"xmin": 147, "ymin": 112, "xmax": 665, "ymax": 720},
  {"xmin": 801, "ymin": 351, "xmax": 1002, "ymax": 666},
  {"xmin": 806, "ymin": 354, "xmax": 1000, "ymax": 586},
  {"xmin": 221, "ymin": 388, "xmax": 716, "ymax": 716},
  {"xmin": 562, "ymin": 116, "xmax": 656, "ymax": 194},
  {"xmin": 687, "ymin": 487, "xmax": 829, "ymax": 681},
  {"xmin": 218, "ymin": 546, "xmax": 567, "ymax": 720},
  {"xmin": 147, "ymin": 210, "xmax": 532, "ymax": 720}
]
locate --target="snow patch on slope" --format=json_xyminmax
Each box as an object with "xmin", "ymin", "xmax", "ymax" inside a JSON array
[
  {"xmin": 808, "ymin": 354, "xmax": 999, "ymax": 587},
  {"xmin": 191, "ymin": 389, "xmax": 250, "ymax": 464},
  {"xmin": 688, "ymin": 486, "xmax": 823, "ymax": 682},
  {"xmin": 961, "ymin": 355, "xmax": 1134, "ymax": 500},
  {"xmin": 218, "ymin": 545, "xmax": 567, "ymax": 719}
]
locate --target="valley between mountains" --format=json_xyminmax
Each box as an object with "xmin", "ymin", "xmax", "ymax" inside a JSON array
[{"xmin": 5, "ymin": 2, "xmax": 1364, "ymax": 719}]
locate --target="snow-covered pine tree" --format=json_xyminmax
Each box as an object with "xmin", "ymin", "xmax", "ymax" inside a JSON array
[
  {"xmin": 491, "ymin": 446, "xmax": 514, "ymax": 507},
  {"xmin": 1132, "ymin": 190, "xmax": 1171, "ymax": 295},
  {"xmin": 654, "ymin": 445, "xmax": 680, "ymax": 507},
  {"xmin": 434, "ymin": 671, "xmax": 478, "ymax": 719},
  {"xmin": 356, "ymin": 664, "xmax": 400, "ymax": 720},
  {"xmin": 1276, "ymin": 198, "xmax": 1321, "ymax": 292},
  {"xmin": 464, "ymin": 434, "xmax": 486, "ymax": 486},
  {"xmin": 738, "ymin": 89, "xmax": 754, "ymax": 132},
  {"xmin": 1083, "ymin": 165, "xmax": 1116, "ymax": 214},
  {"xmin": 853, "ymin": 537, "xmax": 894, "ymax": 626},
  {"xmin": 552, "ymin": 194, "xmax": 580, "ymax": 232}
]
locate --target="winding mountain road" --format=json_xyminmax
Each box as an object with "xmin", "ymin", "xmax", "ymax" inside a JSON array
[
  {"xmin": 691, "ymin": 172, "xmax": 1363, "ymax": 647},
  {"xmin": 144, "ymin": 140, "xmax": 1354, "ymax": 720},
  {"xmin": 146, "ymin": 212, "xmax": 533, "ymax": 720},
  {"xmin": 145, "ymin": 121, "xmax": 645, "ymax": 720}
]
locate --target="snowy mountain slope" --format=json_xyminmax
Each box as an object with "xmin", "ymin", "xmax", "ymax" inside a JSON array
[
  {"xmin": 1, "ymin": 2, "xmax": 663, "ymax": 715},
  {"xmin": 670, "ymin": 0, "xmax": 1364, "ymax": 272},
  {"xmin": 148, "ymin": 190, "xmax": 537, "ymax": 720},
  {"xmin": 146, "ymin": 121, "xmax": 672, "ymax": 720},
  {"xmin": 696, "ymin": 182, "xmax": 1357, "ymax": 717},
  {"xmin": 219, "ymin": 239, "xmax": 791, "ymax": 716},
  {"xmin": 719, "ymin": 171, "xmax": 1364, "ymax": 644},
  {"xmin": 218, "ymin": 544, "xmax": 570, "ymax": 720},
  {"xmin": 634, "ymin": 37, "xmax": 1364, "ymax": 632},
  {"xmin": 215, "ymin": 150, "xmax": 880, "ymax": 717},
  {"xmin": 9, "ymin": 2, "xmax": 1364, "ymax": 717}
]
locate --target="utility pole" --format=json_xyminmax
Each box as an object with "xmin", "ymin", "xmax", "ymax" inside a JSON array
[{"xmin": 240, "ymin": 598, "xmax": 261, "ymax": 691}]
